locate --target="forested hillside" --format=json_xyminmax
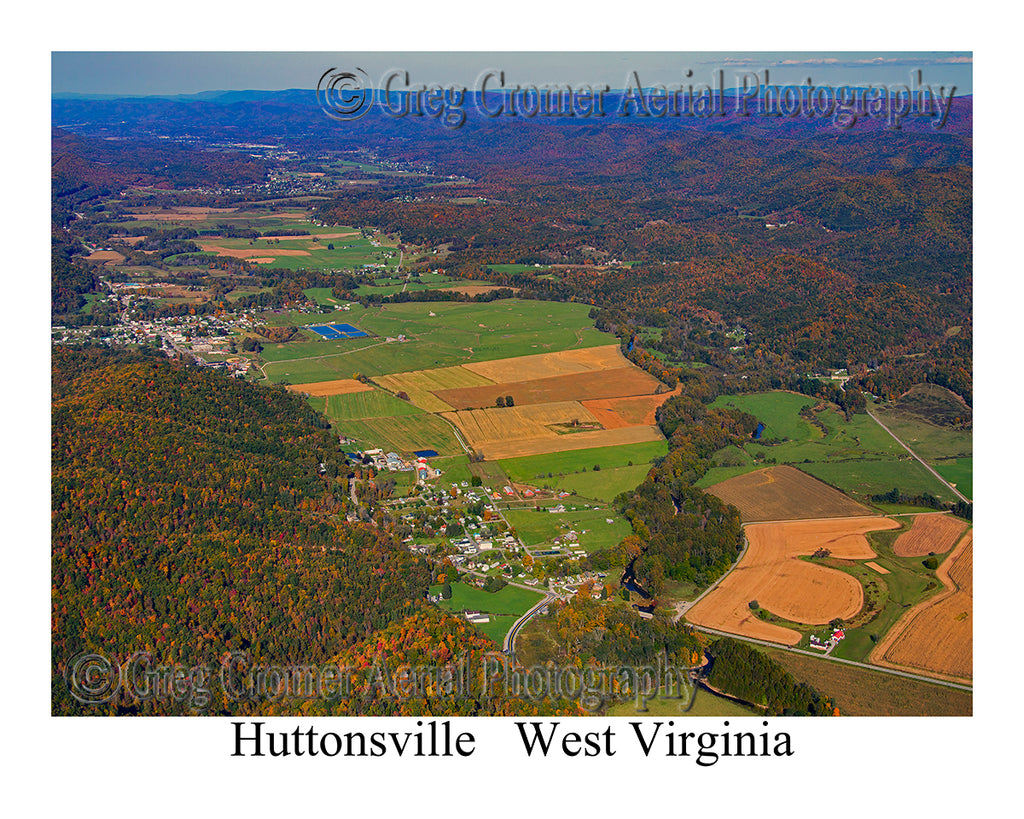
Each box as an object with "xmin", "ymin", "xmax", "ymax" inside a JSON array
[{"xmin": 52, "ymin": 347, "xmax": 433, "ymax": 714}]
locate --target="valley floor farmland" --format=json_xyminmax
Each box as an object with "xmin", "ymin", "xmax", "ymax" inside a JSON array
[
  {"xmin": 703, "ymin": 465, "xmax": 874, "ymax": 522},
  {"xmin": 870, "ymin": 529, "xmax": 973, "ymax": 683},
  {"xmin": 685, "ymin": 517, "xmax": 900, "ymax": 645}
]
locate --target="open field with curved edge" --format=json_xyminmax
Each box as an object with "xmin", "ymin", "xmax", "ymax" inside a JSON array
[
  {"xmin": 892, "ymin": 512, "xmax": 969, "ymax": 557},
  {"xmin": 703, "ymin": 465, "xmax": 874, "ymax": 522},
  {"xmin": 685, "ymin": 517, "xmax": 900, "ymax": 645},
  {"xmin": 870, "ymin": 529, "xmax": 972, "ymax": 682}
]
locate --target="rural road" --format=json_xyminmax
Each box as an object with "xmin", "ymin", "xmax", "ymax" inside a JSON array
[
  {"xmin": 866, "ymin": 408, "xmax": 970, "ymax": 504},
  {"xmin": 687, "ymin": 623, "xmax": 973, "ymax": 693},
  {"xmin": 503, "ymin": 592, "xmax": 560, "ymax": 660}
]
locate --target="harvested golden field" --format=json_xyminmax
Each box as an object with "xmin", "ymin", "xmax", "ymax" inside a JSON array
[
  {"xmin": 443, "ymin": 401, "xmax": 601, "ymax": 446},
  {"xmin": 376, "ymin": 366, "xmax": 495, "ymax": 412},
  {"xmin": 473, "ymin": 424, "xmax": 665, "ymax": 460},
  {"xmin": 892, "ymin": 513, "xmax": 969, "ymax": 556},
  {"xmin": 871, "ymin": 530, "xmax": 972, "ymax": 682},
  {"xmin": 686, "ymin": 517, "xmax": 900, "ymax": 645},
  {"xmin": 434, "ymin": 367, "xmax": 665, "ymax": 410},
  {"xmin": 462, "ymin": 345, "xmax": 627, "ymax": 382},
  {"xmin": 582, "ymin": 386, "xmax": 682, "ymax": 428},
  {"xmin": 865, "ymin": 561, "xmax": 890, "ymax": 574},
  {"xmin": 286, "ymin": 379, "xmax": 374, "ymax": 397},
  {"xmin": 85, "ymin": 250, "xmax": 125, "ymax": 264},
  {"xmin": 704, "ymin": 465, "xmax": 874, "ymax": 522}
]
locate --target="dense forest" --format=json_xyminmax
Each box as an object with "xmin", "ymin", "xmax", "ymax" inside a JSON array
[{"xmin": 705, "ymin": 637, "xmax": 838, "ymax": 716}]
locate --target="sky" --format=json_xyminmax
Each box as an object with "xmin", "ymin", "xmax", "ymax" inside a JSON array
[{"xmin": 51, "ymin": 51, "xmax": 973, "ymax": 97}]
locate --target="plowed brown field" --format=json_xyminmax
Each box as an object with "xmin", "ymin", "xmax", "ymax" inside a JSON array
[
  {"xmin": 434, "ymin": 367, "xmax": 664, "ymax": 410},
  {"xmin": 582, "ymin": 387, "xmax": 682, "ymax": 428},
  {"xmin": 462, "ymin": 345, "xmax": 627, "ymax": 382},
  {"xmin": 704, "ymin": 465, "xmax": 874, "ymax": 521},
  {"xmin": 286, "ymin": 379, "xmax": 374, "ymax": 397},
  {"xmin": 871, "ymin": 530, "xmax": 972, "ymax": 682},
  {"xmin": 686, "ymin": 517, "xmax": 899, "ymax": 645},
  {"xmin": 892, "ymin": 513, "xmax": 969, "ymax": 557}
]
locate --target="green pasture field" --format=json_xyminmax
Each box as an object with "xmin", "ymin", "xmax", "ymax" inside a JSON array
[
  {"xmin": 259, "ymin": 299, "xmax": 614, "ymax": 383},
  {"xmin": 428, "ymin": 581, "xmax": 544, "ymax": 644},
  {"xmin": 498, "ymin": 440, "xmax": 668, "ymax": 484},
  {"xmin": 700, "ymin": 393, "xmax": 955, "ymax": 502},
  {"xmin": 934, "ymin": 457, "xmax": 972, "ymax": 499},
  {"xmin": 710, "ymin": 391, "xmax": 817, "ymax": 441},
  {"xmin": 202, "ymin": 234, "xmax": 398, "ymax": 272},
  {"xmin": 545, "ymin": 464, "xmax": 654, "ymax": 502},
  {"xmin": 333, "ymin": 414, "xmax": 464, "ymax": 456},
  {"xmin": 486, "ymin": 264, "xmax": 550, "ymax": 273},
  {"xmin": 322, "ymin": 387, "xmax": 425, "ymax": 422},
  {"xmin": 800, "ymin": 458, "xmax": 958, "ymax": 504},
  {"xmin": 468, "ymin": 460, "xmax": 512, "ymax": 490},
  {"xmin": 607, "ymin": 687, "xmax": 758, "ymax": 717},
  {"xmin": 504, "ymin": 507, "xmax": 631, "ymax": 552},
  {"xmin": 430, "ymin": 455, "xmax": 475, "ymax": 486}
]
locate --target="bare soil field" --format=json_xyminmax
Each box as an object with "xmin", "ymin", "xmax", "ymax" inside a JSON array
[
  {"xmin": 892, "ymin": 513, "xmax": 968, "ymax": 557},
  {"xmin": 434, "ymin": 367, "xmax": 664, "ymax": 410},
  {"xmin": 582, "ymin": 387, "xmax": 682, "ymax": 428},
  {"xmin": 199, "ymin": 244, "xmax": 311, "ymax": 259},
  {"xmin": 686, "ymin": 517, "xmax": 899, "ymax": 645},
  {"xmin": 286, "ymin": 379, "xmax": 374, "ymax": 397},
  {"xmin": 704, "ymin": 465, "xmax": 874, "ymax": 522},
  {"xmin": 871, "ymin": 530, "xmax": 972, "ymax": 682},
  {"xmin": 462, "ymin": 345, "xmax": 627, "ymax": 382}
]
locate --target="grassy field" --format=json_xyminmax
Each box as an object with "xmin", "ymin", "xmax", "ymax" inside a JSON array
[
  {"xmin": 429, "ymin": 581, "xmax": 544, "ymax": 645},
  {"xmin": 872, "ymin": 409, "xmax": 972, "ymax": 462},
  {"xmin": 334, "ymin": 414, "xmax": 464, "ymax": 455},
  {"xmin": 934, "ymin": 457, "xmax": 973, "ymax": 499},
  {"xmin": 800, "ymin": 458, "xmax": 958, "ymax": 504},
  {"xmin": 504, "ymin": 507, "xmax": 632, "ymax": 552},
  {"xmin": 546, "ymin": 464, "xmax": 654, "ymax": 502},
  {"xmin": 711, "ymin": 392, "xmax": 817, "ymax": 441},
  {"xmin": 260, "ymin": 299, "xmax": 614, "ymax": 384},
  {"xmin": 322, "ymin": 387, "xmax": 425, "ymax": 421},
  {"xmin": 607, "ymin": 687, "xmax": 759, "ymax": 717},
  {"xmin": 763, "ymin": 647, "xmax": 971, "ymax": 715},
  {"xmin": 498, "ymin": 440, "xmax": 668, "ymax": 484},
  {"xmin": 701, "ymin": 393, "xmax": 957, "ymax": 504}
]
